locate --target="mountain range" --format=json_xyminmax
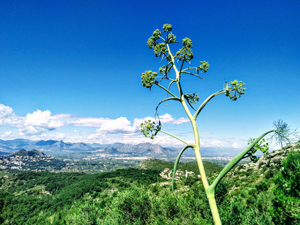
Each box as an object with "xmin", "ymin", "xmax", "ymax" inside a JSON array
[
  {"xmin": 0, "ymin": 139, "xmax": 94, "ymax": 153},
  {"xmin": 0, "ymin": 139, "xmax": 239, "ymax": 158},
  {"xmin": 0, "ymin": 139, "xmax": 180, "ymax": 157}
]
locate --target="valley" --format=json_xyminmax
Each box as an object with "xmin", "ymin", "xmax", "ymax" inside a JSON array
[{"xmin": 0, "ymin": 138, "xmax": 242, "ymax": 173}]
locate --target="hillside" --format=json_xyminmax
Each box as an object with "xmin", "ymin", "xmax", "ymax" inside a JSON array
[
  {"xmin": 0, "ymin": 149, "xmax": 66, "ymax": 172},
  {"xmin": 12, "ymin": 149, "xmax": 46, "ymax": 157},
  {"xmin": 140, "ymin": 158, "xmax": 223, "ymax": 176},
  {"xmin": 0, "ymin": 142, "xmax": 299, "ymax": 224}
]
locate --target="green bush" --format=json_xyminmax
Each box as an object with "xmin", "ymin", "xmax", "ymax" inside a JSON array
[{"xmin": 271, "ymin": 151, "xmax": 300, "ymax": 224}]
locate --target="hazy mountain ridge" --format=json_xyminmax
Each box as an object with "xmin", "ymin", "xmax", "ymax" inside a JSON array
[
  {"xmin": 0, "ymin": 139, "xmax": 180, "ymax": 158},
  {"xmin": 104, "ymin": 143, "xmax": 179, "ymax": 157},
  {"xmin": 0, "ymin": 139, "xmax": 97, "ymax": 154},
  {"xmin": 0, "ymin": 138, "xmax": 242, "ymax": 158}
]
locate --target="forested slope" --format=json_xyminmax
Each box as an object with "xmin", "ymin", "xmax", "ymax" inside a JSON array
[{"xmin": 0, "ymin": 143, "xmax": 299, "ymax": 224}]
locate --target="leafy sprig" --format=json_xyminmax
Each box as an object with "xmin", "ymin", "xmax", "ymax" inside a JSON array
[
  {"xmin": 140, "ymin": 120, "xmax": 161, "ymax": 139},
  {"xmin": 185, "ymin": 93, "xmax": 199, "ymax": 104},
  {"xmin": 225, "ymin": 80, "xmax": 246, "ymax": 101}
]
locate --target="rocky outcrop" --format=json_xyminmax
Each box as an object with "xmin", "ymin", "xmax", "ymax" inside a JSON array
[
  {"xmin": 235, "ymin": 143, "xmax": 300, "ymax": 172},
  {"xmin": 160, "ymin": 168, "xmax": 197, "ymax": 180}
]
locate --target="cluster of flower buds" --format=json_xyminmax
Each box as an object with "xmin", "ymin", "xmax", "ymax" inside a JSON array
[
  {"xmin": 163, "ymin": 24, "xmax": 177, "ymax": 44},
  {"xmin": 147, "ymin": 29, "xmax": 162, "ymax": 49},
  {"xmin": 175, "ymin": 38, "xmax": 194, "ymax": 62},
  {"xmin": 147, "ymin": 24, "xmax": 178, "ymax": 58},
  {"xmin": 163, "ymin": 24, "xmax": 172, "ymax": 32},
  {"xmin": 185, "ymin": 93, "xmax": 199, "ymax": 103},
  {"xmin": 154, "ymin": 43, "xmax": 167, "ymax": 57},
  {"xmin": 167, "ymin": 33, "xmax": 177, "ymax": 44},
  {"xmin": 225, "ymin": 80, "xmax": 246, "ymax": 101},
  {"xmin": 141, "ymin": 70, "xmax": 158, "ymax": 88},
  {"xmin": 247, "ymin": 138, "xmax": 269, "ymax": 162},
  {"xmin": 158, "ymin": 65, "xmax": 172, "ymax": 75},
  {"xmin": 140, "ymin": 120, "xmax": 161, "ymax": 139},
  {"xmin": 197, "ymin": 61, "xmax": 210, "ymax": 73}
]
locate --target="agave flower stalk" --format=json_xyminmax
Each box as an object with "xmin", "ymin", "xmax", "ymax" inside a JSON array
[
  {"xmin": 140, "ymin": 24, "xmax": 247, "ymax": 224},
  {"xmin": 140, "ymin": 24, "xmax": 297, "ymax": 224}
]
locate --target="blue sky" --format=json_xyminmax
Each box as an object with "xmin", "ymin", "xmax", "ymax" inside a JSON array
[{"xmin": 0, "ymin": 0, "xmax": 299, "ymax": 151}]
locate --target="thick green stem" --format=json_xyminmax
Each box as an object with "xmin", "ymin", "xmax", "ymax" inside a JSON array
[
  {"xmin": 208, "ymin": 196, "xmax": 222, "ymax": 225},
  {"xmin": 168, "ymin": 41, "xmax": 210, "ymax": 196},
  {"xmin": 165, "ymin": 43, "xmax": 220, "ymax": 224},
  {"xmin": 194, "ymin": 145, "xmax": 209, "ymax": 190}
]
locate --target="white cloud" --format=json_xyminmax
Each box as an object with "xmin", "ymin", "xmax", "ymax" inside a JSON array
[
  {"xmin": 159, "ymin": 113, "xmax": 189, "ymax": 124},
  {"xmin": 232, "ymin": 141, "xmax": 241, "ymax": 149},
  {"xmin": 73, "ymin": 118, "xmax": 108, "ymax": 127},
  {"xmin": 25, "ymin": 110, "xmax": 69, "ymax": 129},
  {"xmin": 1, "ymin": 131, "xmax": 12, "ymax": 138},
  {"xmin": 200, "ymin": 137, "xmax": 247, "ymax": 150},
  {"xmin": 0, "ymin": 104, "xmax": 23, "ymax": 126},
  {"xmin": 0, "ymin": 104, "xmax": 14, "ymax": 118},
  {"xmin": 17, "ymin": 110, "xmax": 71, "ymax": 136},
  {"xmin": 96, "ymin": 117, "xmax": 134, "ymax": 133}
]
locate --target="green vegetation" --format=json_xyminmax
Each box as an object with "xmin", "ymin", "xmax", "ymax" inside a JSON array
[
  {"xmin": 0, "ymin": 168, "xmax": 163, "ymax": 224},
  {"xmin": 140, "ymin": 158, "xmax": 223, "ymax": 176},
  {"xmin": 0, "ymin": 149, "xmax": 299, "ymax": 224},
  {"xmin": 62, "ymin": 159, "xmax": 141, "ymax": 173},
  {"xmin": 271, "ymin": 150, "xmax": 300, "ymax": 224},
  {"xmin": 0, "ymin": 154, "xmax": 141, "ymax": 174},
  {"xmin": 140, "ymin": 24, "xmax": 298, "ymax": 224}
]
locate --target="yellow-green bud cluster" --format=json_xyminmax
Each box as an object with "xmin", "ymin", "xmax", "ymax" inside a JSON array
[
  {"xmin": 147, "ymin": 24, "xmax": 177, "ymax": 57},
  {"xmin": 154, "ymin": 43, "xmax": 167, "ymax": 57},
  {"xmin": 197, "ymin": 61, "xmax": 210, "ymax": 73},
  {"xmin": 153, "ymin": 29, "xmax": 161, "ymax": 39},
  {"xmin": 185, "ymin": 93, "xmax": 199, "ymax": 103},
  {"xmin": 182, "ymin": 38, "xmax": 193, "ymax": 48},
  {"xmin": 175, "ymin": 38, "xmax": 193, "ymax": 62},
  {"xmin": 140, "ymin": 120, "xmax": 161, "ymax": 139},
  {"xmin": 159, "ymin": 65, "xmax": 166, "ymax": 74},
  {"xmin": 167, "ymin": 33, "xmax": 177, "ymax": 44},
  {"xmin": 147, "ymin": 37, "xmax": 156, "ymax": 49},
  {"xmin": 163, "ymin": 24, "xmax": 172, "ymax": 32},
  {"xmin": 147, "ymin": 29, "xmax": 162, "ymax": 49},
  {"xmin": 141, "ymin": 70, "xmax": 158, "ymax": 88},
  {"xmin": 225, "ymin": 80, "xmax": 246, "ymax": 101},
  {"xmin": 158, "ymin": 65, "xmax": 172, "ymax": 75}
]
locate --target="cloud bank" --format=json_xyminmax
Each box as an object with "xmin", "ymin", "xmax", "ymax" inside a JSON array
[
  {"xmin": 0, "ymin": 103, "xmax": 252, "ymax": 149},
  {"xmin": 0, "ymin": 104, "xmax": 194, "ymax": 146}
]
